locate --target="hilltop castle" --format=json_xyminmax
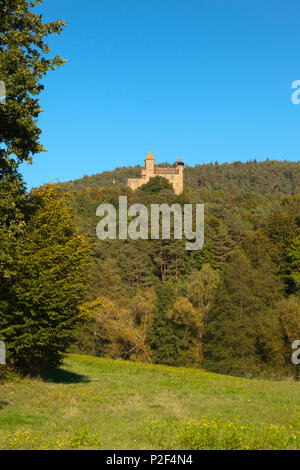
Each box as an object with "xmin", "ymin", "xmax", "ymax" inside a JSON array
[{"xmin": 127, "ymin": 152, "xmax": 184, "ymax": 195}]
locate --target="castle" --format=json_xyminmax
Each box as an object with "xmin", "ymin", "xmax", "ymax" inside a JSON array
[{"xmin": 127, "ymin": 152, "xmax": 184, "ymax": 195}]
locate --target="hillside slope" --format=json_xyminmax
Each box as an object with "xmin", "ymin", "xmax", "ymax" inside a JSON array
[{"xmin": 0, "ymin": 354, "xmax": 299, "ymax": 449}]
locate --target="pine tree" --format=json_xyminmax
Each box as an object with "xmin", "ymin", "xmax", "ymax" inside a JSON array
[
  {"xmin": 203, "ymin": 249, "xmax": 284, "ymax": 376},
  {"xmin": 150, "ymin": 280, "xmax": 181, "ymax": 365}
]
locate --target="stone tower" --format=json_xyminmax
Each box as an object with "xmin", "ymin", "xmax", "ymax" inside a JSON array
[
  {"xmin": 175, "ymin": 156, "xmax": 184, "ymax": 194},
  {"xmin": 141, "ymin": 151, "xmax": 155, "ymax": 179}
]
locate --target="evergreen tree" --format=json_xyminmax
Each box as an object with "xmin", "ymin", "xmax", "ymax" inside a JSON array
[
  {"xmin": 150, "ymin": 280, "xmax": 181, "ymax": 365},
  {"xmin": 285, "ymin": 235, "xmax": 300, "ymax": 295},
  {"xmin": 203, "ymin": 249, "xmax": 284, "ymax": 376}
]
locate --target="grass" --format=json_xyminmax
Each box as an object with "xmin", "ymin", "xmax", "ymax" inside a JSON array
[{"xmin": 0, "ymin": 353, "xmax": 299, "ymax": 449}]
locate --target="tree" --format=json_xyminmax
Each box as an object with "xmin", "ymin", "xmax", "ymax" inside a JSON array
[
  {"xmin": 87, "ymin": 289, "xmax": 157, "ymax": 362},
  {"xmin": 0, "ymin": 2, "xmax": 67, "ymax": 374},
  {"xmin": 0, "ymin": 0, "xmax": 66, "ymax": 168},
  {"xmin": 186, "ymin": 264, "xmax": 219, "ymax": 317},
  {"xmin": 117, "ymin": 239, "xmax": 157, "ymax": 289},
  {"xmin": 150, "ymin": 280, "xmax": 181, "ymax": 365},
  {"xmin": 0, "ymin": 166, "xmax": 27, "ymax": 282},
  {"xmin": 167, "ymin": 296, "xmax": 203, "ymax": 364},
  {"xmin": 167, "ymin": 297, "xmax": 201, "ymax": 335},
  {"xmin": 191, "ymin": 243, "xmax": 216, "ymax": 270},
  {"xmin": 139, "ymin": 176, "xmax": 174, "ymax": 194},
  {"xmin": 285, "ymin": 235, "xmax": 300, "ymax": 295},
  {"xmin": 203, "ymin": 249, "xmax": 284, "ymax": 377},
  {"xmin": 211, "ymin": 223, "xmax": 234, "ymax": 267},
  {"xmin": 85, "ymin": 256, "xmax": 127, "ymax": 301},
  {"xmin": 0, "ymin": 185, "xmax": 91, "ymax": 373},
  {"xmin": 278, "ymin": 296, "xmax": 300, "ymax": 373}
]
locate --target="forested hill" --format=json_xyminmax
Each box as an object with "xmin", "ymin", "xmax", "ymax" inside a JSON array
[
  {"xmin": 59, "ymin": 160, "xmax": 300, "ymax": 195},
  {"xmin": 57, "ymin": 159, "xmax": 300, "ymax": 377}
]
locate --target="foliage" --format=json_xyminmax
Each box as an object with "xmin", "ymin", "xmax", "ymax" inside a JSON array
[
  {"xmin": 150, "ymin": 280, "xmax": 181, "ymax": 366},
  {"xmin": 0, "ymin": 0, "xmax": 66, "ymax": 168},
  {"xmin": 0, "ymin": 185, "xmax": 92, "ymax": 373},
  {"xmin": 203, "ymin": 249, "xmax": 287, "ymax": 377},
  {"xmin": 0, "ymin": 0, "xmax": 70, "ymax": 375},
  {"xmin": 61, "ymin": 160, "xmax": 300, "ymax": 376},
  {"xmin": 0, "ymin": 168, "xmax": 27, "ymax": 284},
  {"xmin": 71, "ymin": 289, "xmax": 156, "ymax": 362},
  {"xmin": 139, "ymin": 175, "xmax": 174, "ymax": 194},
  {"xmin": 59, "ymin": 159, "xmax": 300, "ymax": 194}
]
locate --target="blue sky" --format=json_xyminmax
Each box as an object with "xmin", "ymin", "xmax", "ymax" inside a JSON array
[{"xmin": 20, "ymin": 0, "xmax": 300, "ymax": 189}]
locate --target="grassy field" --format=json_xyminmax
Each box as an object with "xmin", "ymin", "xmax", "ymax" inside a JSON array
[{"xmin": 0, "ymin": 354, "xmax": 299, "ymax": 450}]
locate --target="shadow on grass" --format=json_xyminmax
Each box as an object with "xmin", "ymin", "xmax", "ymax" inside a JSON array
[
  {"xmin": 0, "ymin": 400, "xmax": 9, "ymax": 410},
  {"xmin": 41, "ymin": 367, "xmax": 90, "ymax": 384}
]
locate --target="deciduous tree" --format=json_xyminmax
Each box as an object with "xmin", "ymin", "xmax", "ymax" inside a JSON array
[{"xmin": 0, "ymin": 185, "xmax": 91, "ymax": 373}]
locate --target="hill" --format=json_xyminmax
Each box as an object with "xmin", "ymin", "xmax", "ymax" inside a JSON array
[
  {"xmin": 58, "ymin": 159, "xmax": 300, "ymax": 194},
  {"xmin": 50, "ymin": 159, "xmax": 300, "ymax": 377},
  {"xmin": 0, "ymin": 354, "xmax": 299, "ymax": 450}
]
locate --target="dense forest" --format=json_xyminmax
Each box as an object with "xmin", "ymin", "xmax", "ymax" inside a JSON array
[{"xmin": 56, "ymin": 159, "xmax": 300, "ymax": 378}]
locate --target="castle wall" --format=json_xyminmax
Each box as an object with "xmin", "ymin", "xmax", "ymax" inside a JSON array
[{"xmin": 127, "ymin": 177, "xmax": 148, "ymax": 191}]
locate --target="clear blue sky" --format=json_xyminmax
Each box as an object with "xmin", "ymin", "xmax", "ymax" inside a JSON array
[{"xmin": 20, "ymin": 0, "xmax": 300, "ymax": 189}]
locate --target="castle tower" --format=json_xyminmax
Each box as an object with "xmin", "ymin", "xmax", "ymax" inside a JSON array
[
  {"xmin": 144, "ymin": 151, "xmax": 155, "ymax": 175},
  {"xmin": 176, "ymin": 156, "xmax": 184, "ymax": 169},
  {"xmin": 176, "ymin": 156, "xmax": 184, "ymax": 194}
]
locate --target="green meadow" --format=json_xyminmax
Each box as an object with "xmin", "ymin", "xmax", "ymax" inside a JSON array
[{"xmin": 0, "ymin": 354, "xmax": 299, "ymax": 450}]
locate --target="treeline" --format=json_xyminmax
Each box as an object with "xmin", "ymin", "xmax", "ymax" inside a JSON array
[
  {"xmin": 59, "ymin": 159, "xmax": 300, "ymax": 194},
  {"xmin": 66, "ymin": 165, "xmax": 300, "ymax": 378}
]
